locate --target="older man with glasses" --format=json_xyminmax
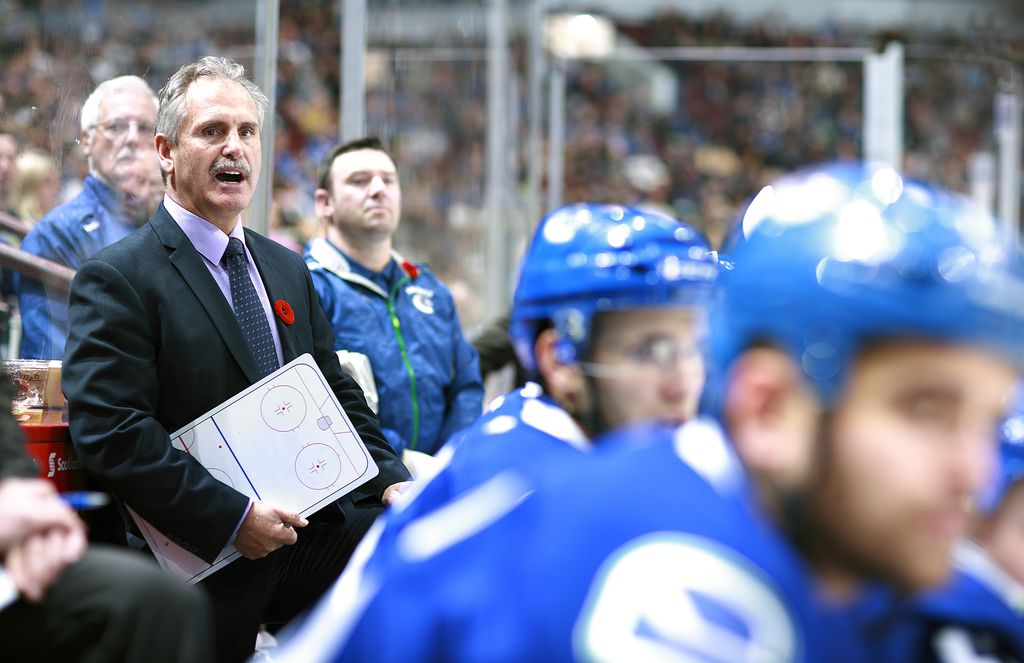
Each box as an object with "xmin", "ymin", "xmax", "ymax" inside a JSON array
[{"xmin": 18, "ymin": 75, "xmax": 160, "ymax": 359}]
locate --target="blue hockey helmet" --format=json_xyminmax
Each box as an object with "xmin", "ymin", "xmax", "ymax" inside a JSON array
[
  {"xmin": 511, "ymin": 203, "xmax": 718, "ymax": 374},
  {"xmin": 979, "ymin": 385, "xmax": 1024, "ymax": 515},
  {"xmin": 707, "ymin": 161, "xmax": 1024, "ymax": 408}
]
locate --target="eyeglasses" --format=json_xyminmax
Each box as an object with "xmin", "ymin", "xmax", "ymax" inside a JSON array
[
  {"xmin": 621, "ymin": 336, "xmax": 703, "ymax": 369},
  {"xmin": 577, "ymin": 336, "xmax": 705, "ymax": 379},
  {"xmin": 91, "ymin": 120, "xmax": 155, "ymax": 139}
]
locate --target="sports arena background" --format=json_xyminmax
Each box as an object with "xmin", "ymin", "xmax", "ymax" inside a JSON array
[{"xmin": 0, "ymin": 0, "xmax": 1020, "ymax": 332}]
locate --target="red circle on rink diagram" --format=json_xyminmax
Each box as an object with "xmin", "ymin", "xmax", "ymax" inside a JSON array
[
  {"xmin": 295, "ymin": 444, "xmax": 342, "ymax": 490},
  {"xmin": 178, "ymin": 428, "xmax": 197, "ymax": 452},
  {"xmin": 261, "ymin": 386, "xmax": 307, "ymax": 432}
]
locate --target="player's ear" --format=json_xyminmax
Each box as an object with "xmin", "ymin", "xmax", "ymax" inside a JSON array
[
  {"xmin": 724, "ymin": 346, "xmax": 817, "ymax": 480},
  {"xmin": 535, "ymin": 328, "xmax": 586, "ymax": 413}
]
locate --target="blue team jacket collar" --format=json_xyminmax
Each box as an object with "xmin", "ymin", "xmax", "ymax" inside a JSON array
[
  {"xmin": 673, "ymin": 417, "xmax": 749, "ymax": 499},
  {"xmin": 307, "ymin": 236, "xmax": 413, "ymax": 299},
  {"xmin": 82, "ymin": 175, "xmax": 122, "ymax": 217},
  {"xmin": 517, "ymin": 382, "xmax": 590, "ymax": 451}
]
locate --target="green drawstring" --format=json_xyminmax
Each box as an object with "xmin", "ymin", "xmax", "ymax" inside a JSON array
[{"xmin": 387, "ymin": 276, "xmax": 420, "ymax": 451}]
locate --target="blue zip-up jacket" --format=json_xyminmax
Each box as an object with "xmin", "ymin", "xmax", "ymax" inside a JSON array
[
  {"xmin": 305, "ymin": 237, "xmax": 483, "ymax": 455},
  {"xmin": 18, "ymin": 176, "xmax": 138, "ymax": 359}
]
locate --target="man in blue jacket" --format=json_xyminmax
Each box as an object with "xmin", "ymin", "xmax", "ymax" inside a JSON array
[
  {"xmin": 18, "ymin": 75, "xmax": 160, "ymax": 359},
  {"xmin": 306, "ymin": 137, "xmax": 483, "ymax": 457}
]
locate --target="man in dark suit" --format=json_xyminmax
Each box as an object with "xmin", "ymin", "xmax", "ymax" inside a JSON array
[{"xmin": 62, "ymin": 56, "xmax": 412, "ymax": 663}]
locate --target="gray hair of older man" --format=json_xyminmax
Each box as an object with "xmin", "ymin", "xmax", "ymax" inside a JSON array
[
  {"xmin": 155, "ymin": 56, "xmax": 269, "ymax": 145},
  {"xmin": 79, "ymin": 75, "xmax": 158, "ymax": 133}
]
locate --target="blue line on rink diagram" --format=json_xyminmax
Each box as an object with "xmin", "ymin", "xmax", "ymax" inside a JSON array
[{"xmin": 212, "ymin": 416, "xmax": 261, "ymax": 500}]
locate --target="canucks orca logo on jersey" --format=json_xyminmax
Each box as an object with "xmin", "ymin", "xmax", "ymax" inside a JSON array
[
  {"xmin": 406, "ymin": 285, "xmax": 435, "ymax": 315},
  {"xmin": 573, "ymin": 532, "xmax": 799, "ymax": 662}
]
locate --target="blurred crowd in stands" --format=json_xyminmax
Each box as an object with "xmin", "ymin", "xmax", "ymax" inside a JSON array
[{"xmin": 0, "ymin": 0, "xmax": 1019, "ymax": 331}]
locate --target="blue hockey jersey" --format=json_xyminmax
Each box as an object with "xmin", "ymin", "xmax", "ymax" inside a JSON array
[
  {"xmin": 277, "ymin": 422, "xmax": 858, "ymax": 662},
  {"xmin": 385, "ymin": 383, "xmax": 588, "ymax": 526},
  {"xmin": 870, "ymin": 540, "xmax": 1024, "ymax": 662},
  {"xmin": 338, "ymin": 382, "xmax": 592, "ymax": 608}
]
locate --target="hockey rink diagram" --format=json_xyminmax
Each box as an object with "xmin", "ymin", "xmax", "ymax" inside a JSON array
[{"xmin": 131, "ymin": 354, "xmax": 379, "ymax": 583}]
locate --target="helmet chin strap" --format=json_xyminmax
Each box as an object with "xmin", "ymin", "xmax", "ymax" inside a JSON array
[
  {"xmin": 774, "ymin": 409, "xmax": 885, "ymax": 594},
  {"xmin": 773, "ymin": 409, "xmax": 833, "ymax": 563},
  {"xmin": 574, "ymin": 371, "xmax": 614, "ymax": 441}
]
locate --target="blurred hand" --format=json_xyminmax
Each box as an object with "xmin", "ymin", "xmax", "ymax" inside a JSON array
[
  {"xmin": 234, "ymin": 501, "xmax": 308, "ymax": 560},
  {"xmin": 0, "ymin": 478, "xmax": 83, "ymax": 551},
  {"xmin": 5, "ymin": 524, "xmax": 86, "ymax": 602},
  {"xmin": 382, "ymin": 481, "xmax": 413, "ymax": 507}
]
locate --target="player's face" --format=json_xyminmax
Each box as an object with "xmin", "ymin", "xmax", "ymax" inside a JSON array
[
  {"xmin": 978, "ymin": 483, "xmax": 1024, "ymax": 585},
  {"xmin": 810, "ymin": 340, "xmax": 1016, "ymax": 591},
  {"xmin": 584, "ymin": 307, "xmax": 706, "ymax": 430},
  {"xmin": 157, "ymin": 77, "xmax": 260, "ymax": 232}
]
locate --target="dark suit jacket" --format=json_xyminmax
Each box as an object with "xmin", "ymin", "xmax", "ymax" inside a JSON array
[{"xmin": 63, "ymin": 205, "xmax": 410, "ymax": 563}]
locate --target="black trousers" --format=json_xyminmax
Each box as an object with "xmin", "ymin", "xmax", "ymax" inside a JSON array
[
  {"xmin": 203, "ymin": 500, "xmax": 383, "ymax": 663},
  {"xmin": 0, "ymin": 545, "xmax": 214, "ymax": 663}
]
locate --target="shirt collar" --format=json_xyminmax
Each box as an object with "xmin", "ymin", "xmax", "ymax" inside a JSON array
[
  {"xmin": 328, "ymin": 238, "xmax": 399, "ymax": 290},
  {"xmin": 163, "ymin": 194, "xmax": 245, "ymax": 265}
]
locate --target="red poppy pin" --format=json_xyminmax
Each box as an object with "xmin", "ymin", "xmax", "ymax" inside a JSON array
[
  {"xmin": 274, "ymin": 299, "xmax": 295, "ymax": 326},
  {"xmin": 401, "ymin": 260, "xmax": 420, "ymax": 279}
]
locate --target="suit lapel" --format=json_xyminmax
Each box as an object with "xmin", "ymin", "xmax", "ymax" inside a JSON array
[
  {"xmin": 245, "ymin": 230, "xmax": 299, "ymax": 364},
  {"xmin": 151, "ymin": 207, "xmax": 263, "ymax": 383}
]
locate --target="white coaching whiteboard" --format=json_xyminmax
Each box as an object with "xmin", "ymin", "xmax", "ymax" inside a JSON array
[{"xmin": 129, "ymin": 353, "xmax": 379, "ymax": 583}]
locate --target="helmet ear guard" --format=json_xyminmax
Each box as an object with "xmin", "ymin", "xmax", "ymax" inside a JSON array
[{"xmin": 551, "ymin": 308, "xmax": 587, "ymax": 365}]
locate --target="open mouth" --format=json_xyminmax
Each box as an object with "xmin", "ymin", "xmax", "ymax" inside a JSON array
[
  {"xmin": 211, "ymin": 158, "xmax": 251, "ymax": 184},
  {"xmin": 215, "ymin": 171, "xmax": 244, "ymax": 184}
]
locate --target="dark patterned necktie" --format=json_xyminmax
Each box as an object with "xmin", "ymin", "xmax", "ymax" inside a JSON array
[{"xmin": 223, "ymin": 237, "xmax": 280, "ymax": 378}]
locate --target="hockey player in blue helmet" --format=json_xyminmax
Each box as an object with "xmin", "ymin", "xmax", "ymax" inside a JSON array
[
  {"xmin": 274, "ymin": 202, "xmax": 718, "ymax": 659},
  {"xmin": 870, "ymin": 387, "xmax": 1024, "ymax": 661},
  {"xmin": 276, "ymin": 162, "xmax": 1024, "ymax": 663},
  {"xmin": 400, "ymin": 203, "xmax": 716, "ymax": 506},
  {"xmin": 702, "ymin": 162, "xmax": 1022, "ymax": 596},
  {"xmin": 385, "ymin": 202, "xmax": 716, "ymax": 506},
  {"xmin": 508, "ymin": 202, "xmax": 717, "ymax": 435}
]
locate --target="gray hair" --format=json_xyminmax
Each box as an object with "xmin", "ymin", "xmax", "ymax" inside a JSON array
[
  {"xmin": 80, "ymin": 75, "xmax": 158, "ymax": 132},
  {"xmin": 156, "ymin": 56, "xmax": 268, "ymax": 145}
]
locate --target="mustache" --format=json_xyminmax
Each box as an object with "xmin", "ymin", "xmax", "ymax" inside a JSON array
[{"xmin": 210, "ymin": 158, "xmax": 252, "ymax": 178}]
